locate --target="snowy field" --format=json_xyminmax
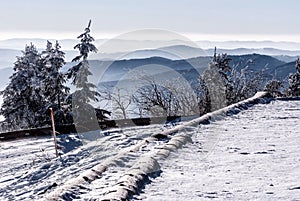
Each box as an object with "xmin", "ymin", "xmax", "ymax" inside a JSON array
[
  {"xmin": 0, "ymin": 98, "xmax": 300, "ymax": 200},
  {"xmin": 137, "ymin": 100, "xmax": 300, "ymax": 201}
]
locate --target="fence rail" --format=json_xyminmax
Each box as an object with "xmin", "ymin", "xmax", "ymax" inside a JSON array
[{"xmin": 0, "ymin": 116, "xmax": 181, "ymax": 141}]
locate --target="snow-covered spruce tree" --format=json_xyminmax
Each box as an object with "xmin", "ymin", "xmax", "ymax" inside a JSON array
[
  {"xmin": 41, "ymin": 41, "xmax": 70, "ymax": 124},
  {"xmin": 287, "ymin": 58, "xmax": 300, "ymax": 96},
  {"xmin": 202, "ymin": 47, "xmax": 233, "ymax": 111},
  {"xmin": 67, "ymin": 20, "xmax": 100, "ymax": 130},
  {"xmin": 0, "ymin": 43, "xmax": 45, "ymax": 129}
]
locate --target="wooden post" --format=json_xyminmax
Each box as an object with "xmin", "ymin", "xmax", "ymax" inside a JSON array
[{"xmin": 50, "ymin": 108, "xmax": 59, "ymax": 157}]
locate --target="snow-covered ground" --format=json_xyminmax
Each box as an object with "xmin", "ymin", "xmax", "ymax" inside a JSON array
[
  {"xmin": 0, "ymin": 98, "xmax": 300, "ymax": 200},
  {"xmin": 136, "ymin": 100, "xmax": 300, "ymax": 201}
]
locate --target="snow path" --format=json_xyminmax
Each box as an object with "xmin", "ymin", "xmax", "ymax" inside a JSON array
[
  {"xmin": 136, "ymin": 100, "xmax": 300, "ymax": 201},
  {"xmin": 0, "ymin": 92, "xmax": 287, "ymax": 201}
]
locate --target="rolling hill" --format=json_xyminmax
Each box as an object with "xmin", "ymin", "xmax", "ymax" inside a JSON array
[{"xmin": 91, "ymin": 54, "xmax": 287, "ymax": 86}]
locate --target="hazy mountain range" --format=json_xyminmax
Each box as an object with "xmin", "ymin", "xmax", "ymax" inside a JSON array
[
  {"xmin": 1, "ymin": 45, "xmax": 299, "ymax": 70},
  {"xmin": 0, "ymin": 38, "xmax": 299, "ymax": 91},
  {"xmin": 0, "ymin": 54, "xmax": 296, "ymax": 94},
  {"xmin": 1, "ymin": 39, "xmax": 300, "ymax": 68},
  {"xmin": 1, "ymin": 38, "xmax": 300, "ymax": 51},
  {"xmin": 94, "ymin": 54, "xmax": 294, "ymax": 86}
]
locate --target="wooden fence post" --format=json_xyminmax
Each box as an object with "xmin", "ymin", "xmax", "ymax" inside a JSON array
[{"xmin": 50, "ymin": 108, "xmax": 59, "ymax": 157}]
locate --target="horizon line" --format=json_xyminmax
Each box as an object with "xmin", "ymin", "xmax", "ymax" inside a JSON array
[
  {"xmin": 0, "ymin": 31, "xmax": 300, "ymax": 43},
  {"xmin": 1, "ymin": 38, "xmax": 300, "ymax": 44}
]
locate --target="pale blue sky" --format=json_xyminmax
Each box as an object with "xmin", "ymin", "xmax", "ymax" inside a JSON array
[{"xmin": 1, "ymin": 0, "xmax": 300, "ymax": 41}]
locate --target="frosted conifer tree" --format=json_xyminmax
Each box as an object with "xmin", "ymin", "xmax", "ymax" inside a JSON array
[
  {"xmin": 41, "ymin": 41, "xmax": 70, "ymax": 124},
  {"xmin": 0, "ymin": 44, "xmax": 45, "ymax": 129},
  {"xmin": 202, "ymin": 47, "xmax": 233, "ymax": 110},
  {"xmin": 67, "ymin": 20, "xmax": 100, "ymax": 129},
  {"xmin": 287, "ymin": 58, "xmax": 300, "ymax": 96},
  {"xmin": 213, "ymin": 48, "xmax": 234, "ymax": 105}
]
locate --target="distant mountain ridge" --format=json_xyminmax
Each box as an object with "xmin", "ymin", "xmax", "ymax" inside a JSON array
[
  {"xmin": 0, "ymin": 53, "xmax": 296, "ymax": 95},
  {"xmin": 1, "ymin": 45, "xmax": 299, "ymax": 69},
  {"xmin": 196, "ymin": 40, "xmax": 300, "ymax": 50},
  {"xmin": 90, "ymin": 53, "xmax": 288, "ymax": 85},
  {"xmin": 1, "ymin": 38, "xmax": 300, "ymax": 67},
  {"xmin": 0, "ymin": 39, "xmax": 298, "ymax": 91},
  {"xmin": 205, "ymin": 47, "xmax": 300, "ymax": 57},
  {"xmin": 1, "ymin": 38, "xmax": 300, "ymax": 51},
  {"xmin": 89, "ymin": 45, "xmax": 300, "ymax": 61}
]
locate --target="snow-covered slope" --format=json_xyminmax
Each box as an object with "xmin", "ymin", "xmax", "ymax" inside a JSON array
[
  {"xmin": 1, "ymin": 93, "xmax": 299, "ymax": 200},
  {"xmin": 137, "ymin": 100, "xmax": 300, "ymax": 201}
]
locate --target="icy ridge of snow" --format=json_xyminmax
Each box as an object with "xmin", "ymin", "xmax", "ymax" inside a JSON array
[
  {"xmin": 44, "ymin": 128, "xmax": 161, "ymax": 200},
  {"xmin": 95, "ymin": 92, "xmax": 272, "ymax": 200},
  {"xmin": 158, "ymin": 91, "xmax": 272, "ymax": 137},
  {"xmin": 99, "ymin": 133, "xmax": 194, "ymax": 200}
]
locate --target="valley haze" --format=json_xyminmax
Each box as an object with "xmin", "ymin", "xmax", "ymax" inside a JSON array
[{"xmin": 0, "ymin": 37, "xmax": 299, "ymax": 120}]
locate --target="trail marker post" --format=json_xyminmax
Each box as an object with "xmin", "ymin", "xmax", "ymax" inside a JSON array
[{"xmin": 50, "ymin": 108, "xmax": 59, "ymax": 157}]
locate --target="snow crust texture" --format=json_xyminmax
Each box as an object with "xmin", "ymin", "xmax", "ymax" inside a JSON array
[
  {"xmin": 2, "ymin": 92, "xmax": 299, "ymax": 200},
  {"xmin": 137, "ymin": 99, "xmax": 300, "ymax": 201}
]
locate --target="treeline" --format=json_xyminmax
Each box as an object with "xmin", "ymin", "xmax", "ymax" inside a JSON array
[{"xmin": 1, "ymin": 21, "xmax": 300, "ymax": 131}]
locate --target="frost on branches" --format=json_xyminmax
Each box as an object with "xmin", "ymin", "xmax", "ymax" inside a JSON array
[
  {"xmin": 202, "ymin": 47, "xmax": 264, "ymax": 111},
  {"xmin": 0, "ymin": 21, "xmax": 103, "ymax": 131},
  {"xmin": 202, "ymin": 47, "xmax": 232, "ymax": 111},
  {"xmin": 0, "ymin": 44, "xmax": 45, "ymax": 129},
  {"xmin": 0, "ymin": 41, "xmax": 72, "ymax": 130},
  {"xmin": 67, "ymin": 20, "xmax": 100, "ymax": 131},
  {"xmin": 41, "ymin": 40, "xmax": 71, "ymax": 124},
  {"xmin": 287, "ymin": 58, "xmax": 300, "ymax": 97}
]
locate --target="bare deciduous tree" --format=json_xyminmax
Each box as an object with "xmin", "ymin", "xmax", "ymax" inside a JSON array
[
  {"xmin": 133, "ymin": 76, "xmax": 209, "ymax": 118},
  {"xmin": 229, "ymin": 65, "xmax": 265, "ymax": 103},
  {"xmin": 133, "ymin": 78, "xmax": 180, "ymax": 117},
  {"xmin": 100, "ymin": 86, "xmax": 132, "ymax": 119}
]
